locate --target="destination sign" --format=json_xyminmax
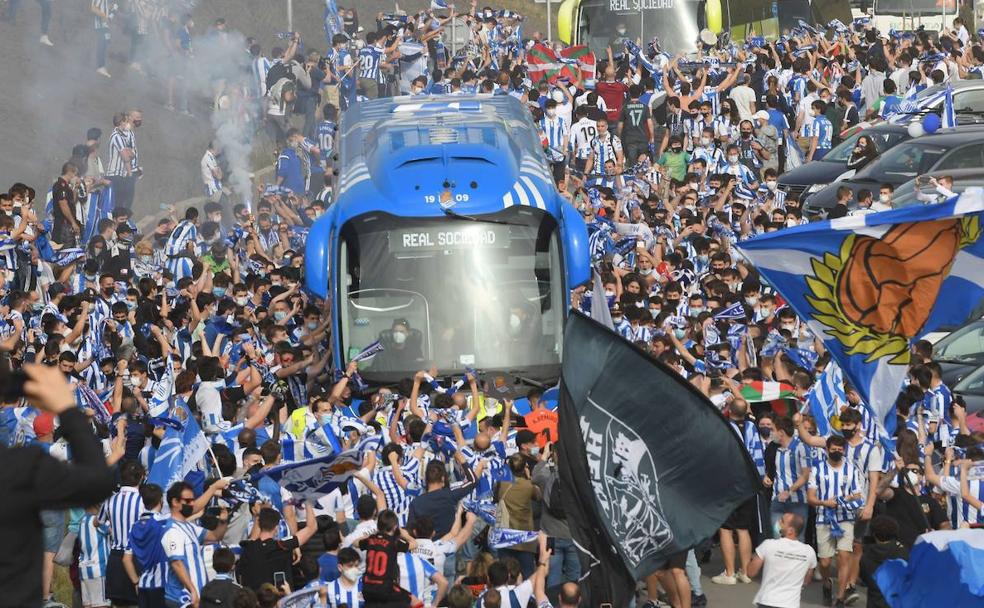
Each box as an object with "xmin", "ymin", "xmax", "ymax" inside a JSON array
[
  {"xmin": 610, "ymin": 0, "xmax": 675, "ymax": 10},
  {"xmin": 389, "ymin": 225, "xmax": 511, "ymax": 252}
]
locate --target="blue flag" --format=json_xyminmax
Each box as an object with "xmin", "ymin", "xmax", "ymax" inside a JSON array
[
  {"xmin": 714, "ymin": 301, "xmax": 747, "ymax": 321},
  {"xmin": 253, "ymin": 449, "xmax": 364, "ymax": 499},
  {"xmin": 942, "ymin": 83, "xmax": 956, "ymax": 130},
  {"xmin": 488, "ymin": 527, "xmax": 540, "ymax": 549},
  {"xmin": 874, "ymin": 529, "xmax": 984, "ymax": 607},
  {"xmin": 323, "ymin": 0, "xmax": 343, "ymax": 44},
  {"xmin": 351, "ymin": 340, "xmax": 384, "ymax": 363},
  {"xmin": 738, "ymin": 190, "xmax": 984, "ymax": 441},
  {"xmin": 147, "ymin": 402, "xmax": 210, "ymax": 492},
  {"xmin": 806, "ymin": 362, "xmax": 848, "ymax": 436}
]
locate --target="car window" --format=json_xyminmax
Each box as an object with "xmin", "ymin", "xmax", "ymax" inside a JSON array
[
  {"xmin": 953, "ymin": 89, "xmax": 984, "ymax": 113},
  {"xmin": 960, "ymin": 367, "xmax": 984, "ymax": 393},
  {"xmin": 935, "ymin": 145, "xmax": 984, "ymax": 170},
  {"xmin": 867, "ymin": 143, "xmax": 947, "ymax": 181},
  {"xmin": 936, "ymin": 323, "xmax": 984, "ymax": 359},
  {"xmin": 825, "ymin": 130, "xmax": 908, "ymax": 163}
]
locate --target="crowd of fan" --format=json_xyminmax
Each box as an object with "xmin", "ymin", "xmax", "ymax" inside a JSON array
[{"xmin": 2, "ymin": 1, "xmax": 984, "ymax": 608}]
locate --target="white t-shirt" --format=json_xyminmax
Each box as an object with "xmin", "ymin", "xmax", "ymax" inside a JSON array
[
  {"xmin": 341, "ymin": 519, "xmax": 377, "ymax": 550},
  {"xmin": 413, "ymin": 537, "xmax": 458, "ymax": 575},
  {"xmin": 730, "ymin": 85, "xmax": 757, "ymax": 121},
  {"xmin": 752, "ymin": 537, "xmax": 817, "ymax": 608},
  {"xmin": 489, "ymin": 581, "xmax": 533, "ymax": 608}
]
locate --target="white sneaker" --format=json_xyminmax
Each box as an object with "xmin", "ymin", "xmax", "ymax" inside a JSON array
[
  {"xmin": 710, "ymin": 572, "xmax": 737, "ymax": 585},
  {"xmin": 96, "ymin": 67, "xmax": 111, "ymax": 78},
  {"xmin": 736, "ymin": 571, "xmax": 752, "ymax": 584},
  {"xmin": 39, "ymin": 34, "xmax": 53, "ymax": 46}
]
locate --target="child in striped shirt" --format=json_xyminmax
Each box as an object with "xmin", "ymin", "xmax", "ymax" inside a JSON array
[{"xmin": 79, "ymin": 503, "xmax": 112, "ymax": 608}]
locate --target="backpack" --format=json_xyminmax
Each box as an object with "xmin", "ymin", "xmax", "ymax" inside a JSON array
[
  {"xmin": 543, "ymin": 466, "xmax": 567, "ymax": 520},
  {"xmin": 129, "ymin": 516, "xmax": 169, "ymax": 573},
  {"xmin": 265, "ymin": 61, "xmax": 296, "ymax": 94}
]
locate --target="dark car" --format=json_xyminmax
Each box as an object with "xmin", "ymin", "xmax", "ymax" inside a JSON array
[
  {"xmin": 803, "ymin": 126, "xmax": 984, "ymax": 217},
  {"xmin": 953, "ymin": 364, "xmax": 984, "ymax": 432},
  {"xmin": 891, "ymin": 168, "xmax": 984, "ymax": 207},
  {"xmin": 934, "ymin": 318, "xmax": 984, "ymax": 387},
  {"xmin": 778, "ymin": 123, "xmax": 910, "ymax": 203}
]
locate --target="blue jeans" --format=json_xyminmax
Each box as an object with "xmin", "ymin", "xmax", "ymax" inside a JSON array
[
  {"xmin": 686, "ymin": 549, "xmax": 703, "ymax": 596},
  {"xmin": 770, "ymin": 500, "xmax": 809, "ymax": 541},
  {"xmin": 547, "ymin": 537, "xmax": 581, "ymax": 587}
]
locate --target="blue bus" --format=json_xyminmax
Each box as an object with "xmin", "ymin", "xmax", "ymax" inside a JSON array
[{"xmin": 305, "ymin": 96, "xmax": 591, "ymax": 386}]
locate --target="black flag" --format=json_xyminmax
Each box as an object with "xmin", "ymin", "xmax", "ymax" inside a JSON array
[{"xmin": 557, "ymin": 312, "xmax": 761, "ymax": 606}]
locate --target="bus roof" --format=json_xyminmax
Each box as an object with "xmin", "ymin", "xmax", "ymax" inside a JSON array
[{"xmin": 332, "ymin": 95, "xmax": 559, "ymax": 218}]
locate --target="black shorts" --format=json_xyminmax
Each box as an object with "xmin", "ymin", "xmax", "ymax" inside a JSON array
[
  {"xmin": 661, "ymin": 550, "xmax": 688, "ymax": 570},
  {"xmin": 722, "ymin": 497, "xmax": 758, "ymax": 531},
  {"xmin": 106, "ymin": 549, "xmax": 138, "ymax": 603},
  {"xmin": 854, "ymin": 518, "xmax": 869, "ymax": 543}
]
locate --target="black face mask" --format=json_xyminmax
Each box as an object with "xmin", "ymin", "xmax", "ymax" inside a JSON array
[
  {"xmin": 828, "ymin": 452, "xmax": 844, "ymax": 464},
  {"xmin": 741, "ymin": 132, "xmax": 752, "ymax": 138},
  {"xmin": 841, "ymin": 428, "xmax": 857, "ymax": 440},
  {"xmin": 179, "ymin": 504, "xmax": 194, "ymax": 518}
]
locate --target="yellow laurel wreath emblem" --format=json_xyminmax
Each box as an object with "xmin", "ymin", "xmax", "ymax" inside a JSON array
[{"xmin": 804, "ymin": 234, "xmax": 911, "ymax": 365}]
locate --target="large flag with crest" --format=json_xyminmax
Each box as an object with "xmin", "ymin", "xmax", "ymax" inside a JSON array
[
  {"xmin": 527, "ymin": 44, "xmax": 596, "ymax": 85},
  {"xmin": 147, "ymin": 402, "xmax": 210, "ymax": 492},
  {"xmin": 557, "ymin": 312, "xmax": 761, "ymax": 606},
  {"xmin": 738, "ymin": 189, "xmax": 984, "ymax": 438}
]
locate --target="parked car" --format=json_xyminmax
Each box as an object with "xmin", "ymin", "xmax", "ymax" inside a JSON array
[
  {"xmin": 891, "ymin": 168, "xmax": 984, "ymax": 208},
  {"xmin": 934, "ymin": 318, "xmax": 984, "ymax": 386},
  {"xmin": 953, "ymin": 364, "xmax": 984, "ymax": 433},
  {"xmin": 778, "ymin": 123, "xmax": 910, "ymax": 203},
  {"xmin": 803, "ymin": 126, "xmax": 984, "ymax": 218},
  {"xmin": 886, "ymin": 80, "xmax": 984, "ymax": 126}
]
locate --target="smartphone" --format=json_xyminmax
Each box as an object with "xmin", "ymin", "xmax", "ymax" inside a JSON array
[
  {"xmin": 547, "ymin": 537, "xmax": 556, "ymax": 552},
  {"xmin": 273, "ymin": 571, "xmax": 287, "ymax": 588}
]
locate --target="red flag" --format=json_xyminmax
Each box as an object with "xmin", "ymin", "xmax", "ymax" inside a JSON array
[{"xmin": 528, "ymin": 44, "xmax": 596, "ymax": 85}]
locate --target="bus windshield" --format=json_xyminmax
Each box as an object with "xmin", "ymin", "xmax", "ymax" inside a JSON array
[{"xmin": 338, "ymin": 208, "xmax": 564, "ymax": 383}]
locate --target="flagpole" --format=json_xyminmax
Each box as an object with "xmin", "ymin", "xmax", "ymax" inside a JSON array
[
  {"xmin": 288, "ymin": 0, "xmax": 294, "ymax": 33},
  {"xmin": 546, "ymin": 0, "xmax": 552, "ymax": 42}
]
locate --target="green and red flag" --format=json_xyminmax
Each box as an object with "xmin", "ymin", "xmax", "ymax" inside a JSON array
[
  {"xmin": 740, "ymin": 381, "xmax": 798, "ymax": 417},
  {"xmin": 528, "ymin": 44, "xmax": 596, "ymax": 85}
]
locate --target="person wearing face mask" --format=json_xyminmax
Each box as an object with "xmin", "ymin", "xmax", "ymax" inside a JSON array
[
  {"xmin": 711, "ymin": 398, "xmax": 763, "ymax": 586},
  {"xmin": 374, "ymin": 318, "xmax": 423, "ymax": 371},
  {"xmin": 323, "ymin": 547, "xmax": 364, "ymax": 606},
  {"xmin": 718, "ymin": 144, "xmax": 757, "ymax": 187},
  {"xmin": 540, "ymin": 99, "xmax": 570, "ymax": 182},
  {"xmin": 807, "ymin": 435, "xmax": 864, "ymax": 607},
  {"xmin": 160, "ymin": 480, "xmax": 230, "ymax": 608},
  {"xmin": 872, "ymin": 183, "xmax": 895, "ymax": 212},
  {"xmin": 690, "ymin": 127, "xmax": 723, "ymax": 169},
  {"xmin": 764, "ymin": 417, "xmax": 811, "ymax": 544},
  {"xmin": 658, "ymin": 135, "xmax": 690, "ymax": 182},
  {"xmin": 806, "ymin": 99, "xmax": 833, "ymax": 161}
]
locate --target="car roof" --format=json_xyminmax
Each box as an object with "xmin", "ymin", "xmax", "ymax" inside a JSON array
[{"xmin": 894, "ymin": 125, "xmax": 984, "ymax": 146}]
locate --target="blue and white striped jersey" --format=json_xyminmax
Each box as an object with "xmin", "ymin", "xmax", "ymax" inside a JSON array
[
  {"xmin": 162, "ymin": 520, "xmax": 209, "ymax": 603},
  {"xmin": 373, "ymin": 455, "xmax": 421, "ymax": 525},
  {"xmin": 398, "ymin": 552, "xmax": 439, "ymax": 604},
  {"xmin": 844, "ymin": 438, "xmax": 885, "ymax": 499},
  {"xmin": 78, "ymin": 512, "xmax": 111, "ymax": 580},
  {"xmin": 325, "ymin": 577, "xmax": 363, "ymax": 608},
  {"xmin": 773, "ymin": 438, "xmax": 810, "ymax": 503},
  {"xmin": 810, "ymin": 116, "xmax": 833, "ymax": 150},
  {"xmin": 809, "ymin": 459, "xmax": 862, "ymax": 524},
  {"xmin": 164, "ymin": 220, "xmax": 199, "ymax": 258},
  {"xmin": 540, "ymin": 116, "xmax": 568, "ymax": 156},
  {"xmin": 358, "ymin": 46, "xmax": 385, "ymax": 81},
  {"xmin": 100, "ymin": 485, "xmax": 144, "ymax": 550},
  {"xmin": 106, "ymin": 128, "xmax": 133, "ymax": 177},
  {"xmin": 589, "ymin": 133, "xmax": 622, "ymax": 169}
]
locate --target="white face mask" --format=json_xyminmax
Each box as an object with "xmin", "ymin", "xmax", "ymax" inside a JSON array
[
  {"xmin": 235, "ymin": 296, "xmax": 248, "ymax": 306},
  {"xmin": 879, "ymin": 193, "xmax": 891, "ymax": 203},
  {"xmin": 728, "ymin": 154, "xmax": 739, "ymax": 164},
  {"xmin": 701, "ymin": 136, "xmax": 711, "ymax": 146},
  {"xmin": 745, "ymin": 296, "xmax": 759, "ymax": 306},
  {"xmin": 545, "ymin": 109, "xmax": 556, "ymax": 118},
  {"xmin": 342, "ymin": 567, "xmax": 361, "ymax": 582},
  {"xmin": 766, "ymin": 180, "xmax": 778, "ymax": 191},
  {"xmin": 392, "ymin": 330, "xmax": 407, "ymax": 345}
]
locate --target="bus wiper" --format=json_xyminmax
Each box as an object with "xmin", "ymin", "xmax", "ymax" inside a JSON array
[{"xmin": 441, "ymin": 206, "xmax": 523, "ymax": 226}]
